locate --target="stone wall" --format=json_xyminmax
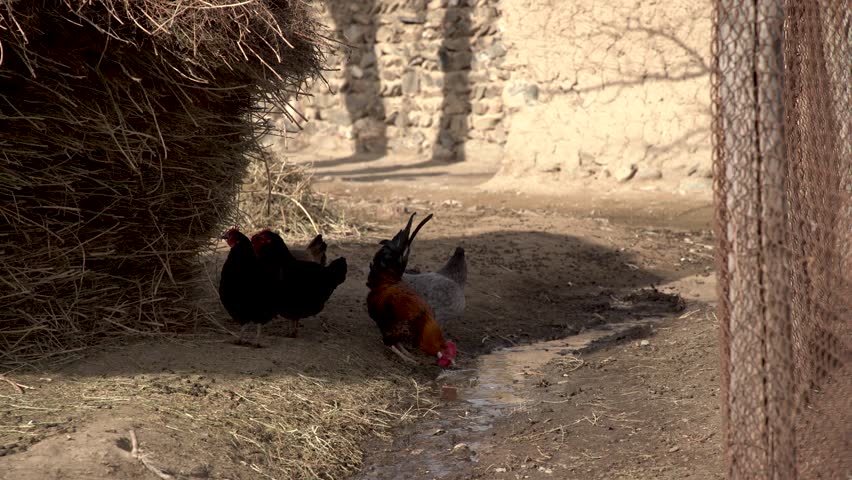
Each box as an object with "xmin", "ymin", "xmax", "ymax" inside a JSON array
[
  {"xmin": 271, "ymin": 0, "xmax": 506, "ymax": 164},
  {"xmin": 274, "ymin": 0, "xmax": 714, "ymax": 193}
]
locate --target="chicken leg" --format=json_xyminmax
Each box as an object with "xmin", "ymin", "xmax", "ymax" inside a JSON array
[
  {"xmin": 390, "ymin": 344, "xmax": 418, "ymax": 365},
  {"xmin": 285, "ymin": 318, "xmax": 300, "ymax": 338},
  {"xmin": 396, "ymin": 344, "xmax": 421, "ymax": 363},
  {"xmin": 236, "ymin": 323, "xmax": 250, "ymax": 344},
  {"xmin": 389, "ymin": 344, "xmax": 418, "ymax": 365}
]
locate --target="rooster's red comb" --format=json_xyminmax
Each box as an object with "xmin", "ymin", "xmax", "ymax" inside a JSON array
[{"xmin": 445, "ymin": 341, "xmax": 457, "ymax": 358}]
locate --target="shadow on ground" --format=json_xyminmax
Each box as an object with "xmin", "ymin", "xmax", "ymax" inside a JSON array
[
  {"xmin": 61, "ymin": 229, "xmax": 680, "ymax": 379},
  {"xmin": 0, "ymin": 226, "xmax": 690, "ymax": 480}
]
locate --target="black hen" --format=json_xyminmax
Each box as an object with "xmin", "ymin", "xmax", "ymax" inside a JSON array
[
  {"xmin": 291, "ymin": 234, "xmax": 329, "ymax": 265},
  {"xmin": 251, "ymin": 228, "xmax": 347, "ymax": 337},
  {"xmin": 219, "ymin": 226, "xmax": 275, "ymax": 345}
]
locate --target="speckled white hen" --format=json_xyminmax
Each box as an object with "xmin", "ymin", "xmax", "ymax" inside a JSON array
[{"xmin": 403, "ymin": 247, "xmax": 467, "ymax": 327}]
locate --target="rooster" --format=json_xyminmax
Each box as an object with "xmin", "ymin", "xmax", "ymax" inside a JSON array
[
  {"xmin": 367, "ymin": 213, "xmax": 457, "ymax": 367},
  {"xmin": 251, "ymin": 228, "xmax": 347, "ymax": 337},
  {"xmin": 219, "ymin": 226, "xmax": 276, "ymax": 345},
  {"xmin": 404, "ymin": 246, "xmax": 467, "ymax": 327}
]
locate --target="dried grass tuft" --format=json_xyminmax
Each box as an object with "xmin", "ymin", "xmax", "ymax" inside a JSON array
[
  {"xmin": 0, "ymin": 1, "xmax": 332, "ymax": 369},
  {"xmin": 238, "ymin": 151, "xmax": 359, "ymax": 239}
]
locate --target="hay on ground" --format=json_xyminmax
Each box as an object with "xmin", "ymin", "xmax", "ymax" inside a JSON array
[
  {"xmin": 238, "ymin": 152, "xmax": 359, "ymax": 239},
  {"xmin": 0, "ymin": 1, "xmax": 331, "ymax": 368},
  {"xmin": 0, "ymin": 355, "xmax": 435, "ymax": 479}
]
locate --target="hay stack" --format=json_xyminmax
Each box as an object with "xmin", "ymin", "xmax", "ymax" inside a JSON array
[{"xmin": 0, "ymin": 1, "xmax": 328, "ymax": 367}]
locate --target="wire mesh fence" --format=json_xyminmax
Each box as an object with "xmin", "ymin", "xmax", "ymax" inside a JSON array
[{"xmin": 712, "ymin": 0, "xmax": 850, "ymax": 478}]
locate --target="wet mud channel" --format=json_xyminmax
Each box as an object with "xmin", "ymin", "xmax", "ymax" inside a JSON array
[{"xmin": 353, "ymin": 320, "xmax": 659, "ymax": 480}]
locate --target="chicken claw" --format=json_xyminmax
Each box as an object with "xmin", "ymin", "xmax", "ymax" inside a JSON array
[
  {"xmin": 389, "ymin": 345, "xmax": 418, "ymax": 365},
  {"xmin": 396, "ymin": 344, "xmax": 420, "ymax": 363},
  {"xmin": 285, "ymin": 319, "xmax": 300, "ymax": 338},
  {"xmin": 230, "ymin": 324, "xmax": 251, "ymax": 346},
  {"xmin": 254, "ymin": 324, "xmax": 264, "ymax": 347}
]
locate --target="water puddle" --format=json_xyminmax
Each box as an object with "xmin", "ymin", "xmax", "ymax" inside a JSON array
[
  {"xmin": 460, "ymin": 320, "xmax": 651, "ymax": 413},
  {"xmin": 353, "ymin": 319, "xmax": 657, "ymax": 479}
]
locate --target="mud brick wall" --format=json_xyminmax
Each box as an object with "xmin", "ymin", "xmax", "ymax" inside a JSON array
[
  {"xmin": 489, "ymin": 0, "xmax": 714, "ymax": 193},
  {"xmin": 271, "ymin": 0, "xmax": 714, "ymax": 193}
]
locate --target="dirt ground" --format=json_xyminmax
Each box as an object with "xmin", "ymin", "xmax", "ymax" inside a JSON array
[{"xmin": 0, "ymin": 155, "xmax": 721, "ymax": 479}]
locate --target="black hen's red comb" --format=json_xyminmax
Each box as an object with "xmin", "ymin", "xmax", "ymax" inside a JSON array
[{"xmin": 221, "ymin": 225, "xmax": 241, "ymax": 240}]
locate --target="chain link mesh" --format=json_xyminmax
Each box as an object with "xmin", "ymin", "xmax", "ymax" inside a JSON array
[{"xmin": 712, "ymin": 0, "xmax": 850, "ymax": 478}]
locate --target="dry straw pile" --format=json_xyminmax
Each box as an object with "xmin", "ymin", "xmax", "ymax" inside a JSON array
[
  {"xmin": 237, "ymin": 151, "xmax": 359, "ymax": 239},
  {"xmin": 0, "ymin": 0, "xmax": 329, "ymax": 368}
]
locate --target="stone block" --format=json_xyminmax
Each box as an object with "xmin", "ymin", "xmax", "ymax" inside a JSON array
[
  {"xmin": 472, "ymin": 85, "xmax": 487, "ymax": 100},
  {"xmin": 678, "ymin": 177, "xmax": 713, "ymax": 193},
  {"xmin": 482, "ymin": 40, "xmax": 507, "ymax": 60},
  {"xmin": 438, "ymin": 130, "xmax": 457, "ymax": 148},
  {"xmin": 398, "ymin": 12, "xmax": 426, "ymax": 24},
  {"xmin": 485, "ymin": 84, "xmax": 504, "ymax": 98},
  {"xmin": 346, "ymin": 93, "xmax": 373, "ymax": 117},
  {"xmin": 389, "ymin": 130, "xmax": 426, "ymax": 154},
  {"xmin": 402, "ymin": 71, "xmax": 420, "ymax": 95},
  {"xmin": 380, "ymin": 83, "xmax": 403, "ymax": 97},
  {"xmin": 443, "ymin": 38, "xmax": 472, "ymax": 52},
  {"xmin": 380, "ymin": 67, "xmax": 404, "ymax": 82},
  {"xmin": 472, "ymin": 114, "xmax": 502, "ymax": 131},
  {"xmin": 502, "ymin": 82, "xmax": 539, "ymax": 108},
  {"xmin": 350, "ymin": 65, "xmax": 365, "ymax": 79},
  {"xmin": 448, "ymin": 114, "xmax": 469, "ymax": 135},
  {"xmin": 466, "ymin": 128, "xmax": 487, "ymax": 140},
  {"xmin": 442, "ymin": 52, "xmax": 474, "ymax": 71},
  {"xmin": 394, "ymin": 110, "xmax": 411, "ymax": 129},
  {"xmin": 614, "ymin": 164, "xmax": 638, "ymax": 182},
  {"xmin": 353, "ymin": 118, "xmax": 386, "ymax": 143},
  {"xmin": 383, "ymin": 55, "xmax": 406, "ymax": 69},
  {"xmin": 444, "ymin": 71, "xmax": 472, "ymax": 93},
  {"xmin": 486, "ymin": 125, "xmax": 508, "ymax": 144},
  {"xmin": 327, "ymin": 108, "xmax": 352, "ymax": 126},
  {"xmin": 360, "ymin": 51, "xmax": 377, "ymax": 69},
  {"xmin": 432, "ymin": 143, "xmax": 456, "ymax": 161},
  {"xmin": 343, "ymin": 25, "xmax": 366, "ymax": 44},
  {"xmin": 464, "ymin": 139, "xmax": 504, "ymax": 163},
  {"xmin": 422, "ymin": 27, "xmax": 441, "ymax": 40},
  {"xmin": 352, "ymin": 13, "xmax": 373, "ymax": 25},
  {"xmin": 425, "ymin": 10, "xmax": 444, "ymax": 27},
  {"xmin": 635, "ymin": 167, "xmax": 663, "ymax": 181},
  {"xmin": 443, "ymin": 95, "xmax": 472, "ymax": 115}
]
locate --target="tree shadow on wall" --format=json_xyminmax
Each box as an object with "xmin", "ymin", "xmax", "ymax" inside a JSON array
[
  {"xmin": 432, "ymin": 3, "xmax": 472, "ymax": 163},
  {"xmin": 323, "ymin": 2, "xmax": 473, "ymax": 167},
  {"xmin": 327, "ymin": 0, "xmax": 387, "ymax": 162}
]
